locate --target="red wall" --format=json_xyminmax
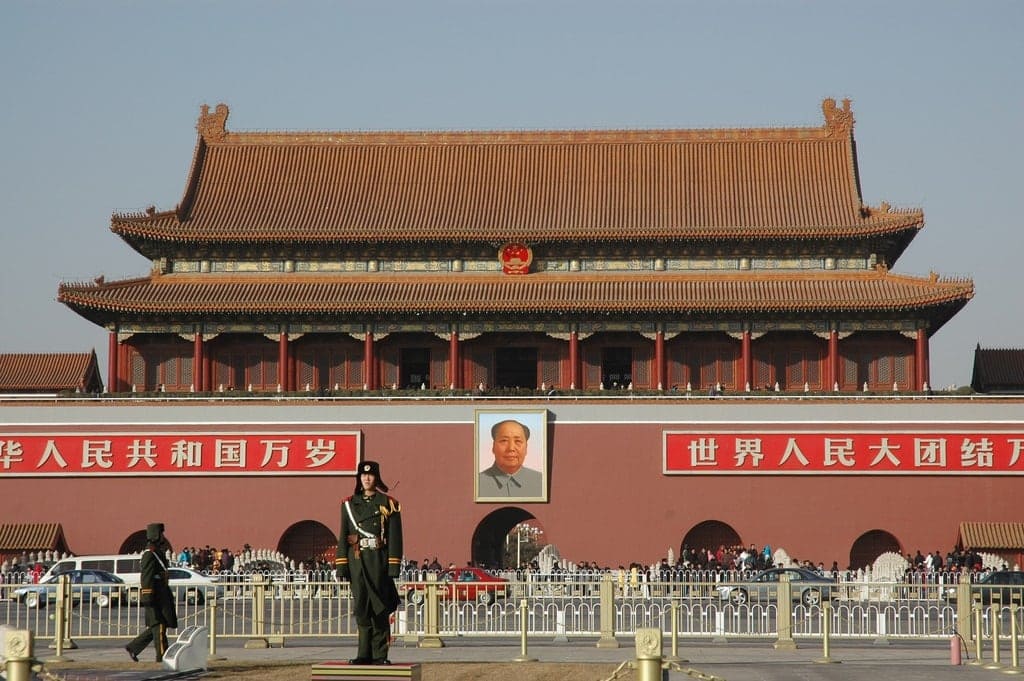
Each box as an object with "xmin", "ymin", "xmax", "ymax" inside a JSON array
[{"xmin": 2, "ymin": 410, "xmax": 1021, "ymax": 570}]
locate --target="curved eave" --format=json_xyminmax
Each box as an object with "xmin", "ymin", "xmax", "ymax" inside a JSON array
[
  {"xmin": 109, "ymin": 213, "xmax": 923, "ymax": 251},
  {"xmin": 58, "ymin": 271, "xmax": 973, "ymax": 331}
]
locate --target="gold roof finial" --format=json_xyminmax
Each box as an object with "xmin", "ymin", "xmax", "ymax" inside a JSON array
[
  {"xmin": 822, "ymin": 98, "xmax": 854, "ymax": 137},
  {"xmin": 197, "ymin": 103, "xmax": 230, "ymax": 142}
]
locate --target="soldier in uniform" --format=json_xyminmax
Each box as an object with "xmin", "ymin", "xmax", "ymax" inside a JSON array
[
  {"xmin": 336, "ymin": 460, "xmax": 403, "ymax": 665},
  {"xmin": 126, "ymin": 522, "xmax": 178, "ymax": 662}
]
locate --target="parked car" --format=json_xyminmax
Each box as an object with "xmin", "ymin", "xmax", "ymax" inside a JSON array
[
  {"xmin": 944, "ymin": 570, "xmax": 1024, "ymax": 605},
  {"xmin": 168, "ymin": 566, "xmax": 222, "ymax": 604},
  {"xmin": 13, "ymin": 569, "xmax": 126, "ymax": 609},
  {"xmin": 717, "ymin": 567, "xmax": 836, "ymax": 607},
  {"xmin": 401, "ymin": 567, "xmax": 509, "ymax": 605}
]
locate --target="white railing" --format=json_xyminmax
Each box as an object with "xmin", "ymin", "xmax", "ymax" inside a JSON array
[{"xmin": 3, "ymin": 574, "xmax": 1016, "ymax": 647}]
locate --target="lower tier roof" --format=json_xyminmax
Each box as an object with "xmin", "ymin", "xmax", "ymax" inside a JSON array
[{"xmin": 58, "ymin": 269, "xmax": 973, "ymax": 331}]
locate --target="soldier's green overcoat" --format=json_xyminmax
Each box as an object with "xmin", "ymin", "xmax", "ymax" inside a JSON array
[{"xmin": 336, "ymin": 490, "xmax": 402, "ymax": 616}]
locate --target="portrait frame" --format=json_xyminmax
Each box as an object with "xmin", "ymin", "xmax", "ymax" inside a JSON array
[{"xmin": 474, "ymin": 409, "xmax": 548, "ymax": 503}]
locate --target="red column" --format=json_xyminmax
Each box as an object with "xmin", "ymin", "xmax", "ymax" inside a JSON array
[
  {"xmin": 654, "ymin": 330, "xmax": 665, "ymax": 390},
  {"xmin": 120, "ymin": 342, "xmax": 129, "ymax": 391},
  {"xmin": 569, "ymin": 331, "xmax": 579, "ymax": 389},
  {"xmin": 741, "ymin": 330, "xmax": 752, "ymax": 390},
  {"xmin": 288, "ymin": 348, "xmax": 296, "ymax": 392},
  {"xmin": 278, "ymin": 333, "xmax": 289, "ymax": 391},
  {"xmin": 364, "ymin": 333, "xmax": 375, "ymax": 390},
  {"xmin": 448, "ymin": 331, "xmax": 460, "ymax": 389},
  {"xmin": 916, "ymin": 329, "xmax": 930, "ymax": 391},
  {"xmin": 828, "ymin": 330, "xmax": 839, "ymax": 391},
  {"xmin": 107, "ymin": 331, "xmax": 118, "ymax": 393},
  {"xmin": 203, "ymin": 344, "xmax": 212, "ymax": 394},
  {"xmin": 193, "ymin": 333, "xmax": 204, "ymax": 392}
]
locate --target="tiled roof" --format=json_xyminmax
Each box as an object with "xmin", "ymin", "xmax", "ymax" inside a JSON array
[
  {"xmin": 58, "ymin": 269, "xmax": 973, "ymax": 327},
  {"xmin": 0, "ymin": 352, "xmax": 102, "ymax": 392},
  {"xmin": 959, "ymin": 522, "xmax": 1024, "ymax": 550},
  {"xmin": 110, "ymin": 100, "xmax": 923, "ymax": 251},
  {"xmin": 971, "ymin": 348, "xmax": 1024, "ymax": 392},
  {"xmin": 0, "ymin": 523, "xmax": 67, "ymax": 552}
]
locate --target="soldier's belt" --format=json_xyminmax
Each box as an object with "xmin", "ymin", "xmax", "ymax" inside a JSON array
[{"xmin": 358, "ymin": 537, "xmax": 382, "ymax": 549}]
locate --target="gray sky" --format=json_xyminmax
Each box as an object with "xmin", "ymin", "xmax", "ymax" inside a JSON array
[{"xmin": 1, "ymin": 1, "xmax": 1021, "ymax": 389}]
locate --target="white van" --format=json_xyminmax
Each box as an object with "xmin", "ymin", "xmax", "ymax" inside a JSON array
[
  {"xmin": 42, "ymin": 554, "xmax": 220, "ymax": 604},
  {"xmin": 43, "ymin": 554, "xmax": 143, "ymax": 586}
]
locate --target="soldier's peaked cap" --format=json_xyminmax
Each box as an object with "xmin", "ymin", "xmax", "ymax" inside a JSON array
[
  {"xmin": 354, "ymin": 460, "xmax": 389, "ymax": 493},
  {"xmin": 146, "ymin": 523, "xmax": 165, "ymax": 542}
]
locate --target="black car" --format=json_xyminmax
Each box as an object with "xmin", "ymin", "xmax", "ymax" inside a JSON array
[{"xmin": 966, "ymin": 571, "xmax": 1024, "ymax": 605}]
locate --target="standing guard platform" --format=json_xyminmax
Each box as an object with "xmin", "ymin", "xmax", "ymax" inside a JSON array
[{"xmin": 311, "ymin": 661, "xmax": 421, "ymax": 681}]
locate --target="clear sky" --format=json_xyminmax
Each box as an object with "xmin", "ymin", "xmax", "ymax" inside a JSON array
[{"xmin": 1, "ymin": 1, "xmax": 1021, "ymax": 389}]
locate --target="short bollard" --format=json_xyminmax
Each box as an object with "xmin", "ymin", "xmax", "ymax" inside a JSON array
[
  {"xmin": 208, "ymin": 599, "xmax": 226, "ymax": 661},
  {"xmin": 971, "ymin": 605, "xmax": 985, "ymax": 666},
  {"xmin": 47, "ymin": 575, "xmax": 75, "ymax": 660},
  {"xmin": 513, "ymin": 599, "xmax": 537, "ymax": 662},
  {"xmin": 814, "ymin": 601, "xmax": 839, "ymax": 664},
  {"xmin": 2, "ymin": 628, "xmax": 35, "ymax": 681},
  {"xmin": 986, "ymin": 606, "xmax": 1004, "ymax": 670},
  {"xmin": 665, "ymin": 598, "xmax": 688, "ymax": 664},
  {"xmin": 634, "ymin": 627, "xmax": 664, "ymax": 681},
  {"xmin": 244, "ymin": 575, "xmax": 269, "ymax": 649},
  {"xmin": 1003, "ymin": 604, "xmax": 1023, "ymax": 675},
  {"xmin": 418, "ymin": 574, "xmax": 444, "ymax": 649}
]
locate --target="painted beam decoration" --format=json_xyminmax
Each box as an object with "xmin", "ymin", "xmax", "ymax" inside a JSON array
[
  {"xmin": 0, "ymin": 427, "xmax": 360, "ymax": 476},
  {"xmin": 664, "ymin": 427, "xmax": 1024, "ymax": 475}
]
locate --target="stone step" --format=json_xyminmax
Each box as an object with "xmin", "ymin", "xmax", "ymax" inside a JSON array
[{"xmin": 311, "ymin": 661, "xmax": 421, "ymax": 680}]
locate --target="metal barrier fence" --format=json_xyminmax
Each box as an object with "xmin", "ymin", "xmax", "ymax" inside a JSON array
[{"xmin": 1, "ymin": 574, "xmax": 1020, "ymax": 649}]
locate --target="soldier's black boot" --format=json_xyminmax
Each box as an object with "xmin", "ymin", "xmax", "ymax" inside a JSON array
[{"xmin": 348, "ymin": 658, "xmax": 372, "ymax": 665}]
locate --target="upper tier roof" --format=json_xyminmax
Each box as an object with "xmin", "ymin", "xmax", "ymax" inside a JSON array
[
  {"xmin": 110, "ymin": 99, "xmax": 923, "ymax": 258},
  {"xmin": 58, "ymin": 269, "xmax": 973, "ymax": 332}
]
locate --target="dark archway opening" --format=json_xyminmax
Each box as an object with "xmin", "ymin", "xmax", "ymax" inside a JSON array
[
  {"xmin": 471, "ymin": 507, "xmax": 535, "ymax": 569},
  {"xmin": 278, "ymin": 520, "xmax": 337, "ymax": 567},
  {"xmin": 119, "ymin": 530, "xmax": 149, "ymax": 555},
  {"xmin": 849, "ymin": 529, "xmax": 902, "ymax": 571},
  {"xmin": 400, "ymin": 348, "xmax": 431, "ymax": 388},
  {"xmin": 601, "ymin": 347, "xmax": 633, "ymax": 388},
  {"xmin": 681, "ymin": 519, "xmax": 742, "ymax": 558},
  {"xmin": 495, "ymin": 347, "xmax": 538, "ymax": 389}
]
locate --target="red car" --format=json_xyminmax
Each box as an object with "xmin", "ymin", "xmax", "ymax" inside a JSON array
[{"xmin": 401, "ymin": 567, "xmax": 509, "ymax": 605}]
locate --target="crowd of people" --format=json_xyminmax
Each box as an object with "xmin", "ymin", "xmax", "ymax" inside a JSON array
[
  {"xmin": 175, "ymin": 545, "xmax": 236, "ymax": 572},
  {"xmin": 2, "ymin": 541, "xmax": 1015, "ymax": 588}
]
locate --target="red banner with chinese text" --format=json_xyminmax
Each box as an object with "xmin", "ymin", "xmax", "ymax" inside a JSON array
[
  {"xmin": 0, "ymin": 429, "xmax": 360, "ymax": 476},
  {"xmin": 664, "ymin": 430, "xmax": 1024, "ymax": 474}
]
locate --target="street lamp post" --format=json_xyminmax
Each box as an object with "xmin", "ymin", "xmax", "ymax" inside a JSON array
[{"xmin": 509, "ymin": 522, "xmax": 543, "ymax": 569}]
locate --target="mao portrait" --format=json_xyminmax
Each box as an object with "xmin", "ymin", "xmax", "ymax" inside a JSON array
[{"xmin": 474, "ymin": 409, "xmax": 548, "ymax": 502}]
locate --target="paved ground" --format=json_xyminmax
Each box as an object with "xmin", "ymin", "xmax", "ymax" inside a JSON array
[{"xmin": 27, "ymin": 635, "xmax": 1022, "ymax": 680}]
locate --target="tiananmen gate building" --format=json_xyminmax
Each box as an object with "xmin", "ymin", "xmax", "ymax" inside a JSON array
[
  {"xmin": 4, "ymin": 99, "xmax": 1019, "ymax": 571},
  {"xmin": 58, "ymin": 99, "xmax": 972, "ymax": 396}
]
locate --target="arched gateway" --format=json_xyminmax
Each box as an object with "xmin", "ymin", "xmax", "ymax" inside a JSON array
[
  {"xmin": 681, "ymin": 520, "xmax": 742, "ymax": 560},
  {"xmin": 278, "ymin": 520, "xmax": 337, "ymax": 566},
  {"xmin": 850, "ymin": 530, "xmax": 902, "ymax": 571},
  {"xmin": 472, "ymin": 508, "xmax": 535, "ymax": 568}
]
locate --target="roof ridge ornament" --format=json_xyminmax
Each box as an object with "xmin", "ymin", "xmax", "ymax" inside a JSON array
[
  {"xmin": 197, "ymin": 103, "xmax": 230, "ymax": 142},
  {"xmin": 822, "ymin": 98, "xmax": 854, "ymax": 137}
]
